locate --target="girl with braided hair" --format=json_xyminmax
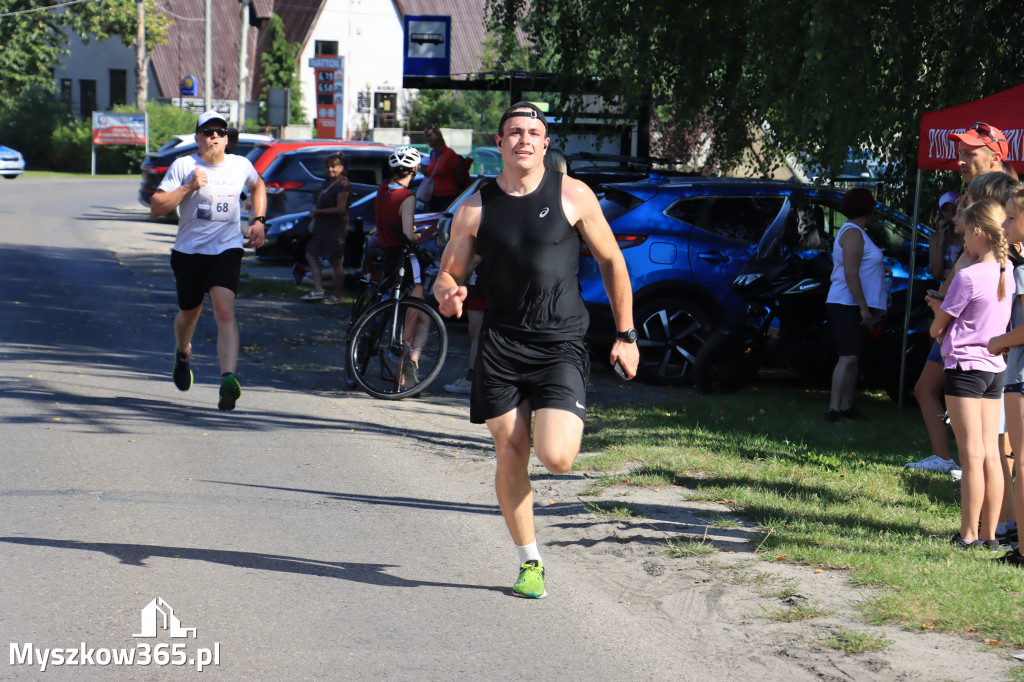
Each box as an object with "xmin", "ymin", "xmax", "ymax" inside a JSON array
[
  {"xmin": 930, "ymin": 197, "xmax": 1014, "ymax": 549},
  {"xmin": 987, "ymin": 188, "xmax": 1024, "ymax": 565}
]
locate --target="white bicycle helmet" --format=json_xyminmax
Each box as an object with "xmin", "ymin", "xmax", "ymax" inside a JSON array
[{"xmin": 389, "ymin": 146, "xmax": 422, "ymax": 169}]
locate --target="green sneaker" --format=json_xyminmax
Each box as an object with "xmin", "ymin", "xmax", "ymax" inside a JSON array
[
  {"xmin": 218, "ymin": 373, "xmax": 241, "ymax": 411},
  {"xmin": 512, "ymin": 560, "xmax": 546, "ymax": 599}
]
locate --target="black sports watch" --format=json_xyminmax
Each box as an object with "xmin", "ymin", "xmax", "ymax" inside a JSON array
[
  {"xmin": 616, "ymin": 328, "xmax": 638, "ymax": 343},
  {"xmin": 253, "ymin": 216, "xmax": 266, "ymax": 224}
]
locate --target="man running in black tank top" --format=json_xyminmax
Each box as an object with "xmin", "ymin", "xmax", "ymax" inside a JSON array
[{"xmin": 434, "ymin": 103, "xmax": 640, "ymax": 599}]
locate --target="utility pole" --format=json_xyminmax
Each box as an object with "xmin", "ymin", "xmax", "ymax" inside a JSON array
[
  {"xmin": 204, "ymin": 0, "xmax": 212, "ymax": 111},
  {"xmin": 237, "ymin": 0, "xmax": 250, "ymax": 129},
  {"xmin": 135, "ymin": 0, "xmax": 147, "ymax": 112}
]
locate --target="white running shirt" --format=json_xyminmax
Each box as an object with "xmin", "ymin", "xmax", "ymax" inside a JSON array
[{"xmin": 159, "ymin": 153, "xmax": 259, "ymax": 255}]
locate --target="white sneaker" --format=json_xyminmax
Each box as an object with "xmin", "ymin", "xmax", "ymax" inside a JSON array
[
  {"xmin": 905, "ymin": 455, "xmax": 957, "ymax": 472},
  {"xmin": 950, "ymin": 466, "xmax": 962, "ymax": 481},
  {"xmin": 444, "ymin": 376, "xmax": 473, "ymax": 394}
]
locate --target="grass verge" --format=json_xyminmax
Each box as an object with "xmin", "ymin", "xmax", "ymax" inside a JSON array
[
  {"xmin": 813, "ymin": 629, "xmax": 894, "ymax": 654},
  {"xmin": 580, "ymin": 382, "xmax": 1024, "ymax": 647}
]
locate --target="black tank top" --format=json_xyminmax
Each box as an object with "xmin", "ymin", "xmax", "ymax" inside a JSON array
[{"xmin": 476, "ymin": 169, "xmax": 589, "ymax": 341}]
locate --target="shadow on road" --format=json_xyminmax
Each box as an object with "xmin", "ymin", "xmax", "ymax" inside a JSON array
[{"xmin": 0, "ymin": 536, "xmax": 508, "ymax": 594}]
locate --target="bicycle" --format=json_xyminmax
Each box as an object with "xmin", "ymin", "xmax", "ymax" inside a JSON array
[{"xmin": 345, "ymin": 242, "xmax": 448, "ymax": 399}]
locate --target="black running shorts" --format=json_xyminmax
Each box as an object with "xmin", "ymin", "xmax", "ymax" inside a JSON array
[
  {"xmin": 945, "ymin": 366, "xmax": 1005, "ymax": 399},
  {"xmin": 170, "ymin": 248, "xmax": 244, "ymax": 311},
  {"xmin": 470, "ymin": 328, "xmax": 590, "ymax": 424}
]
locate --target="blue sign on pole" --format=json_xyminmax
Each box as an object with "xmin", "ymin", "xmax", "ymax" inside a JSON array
[
  {"xmin": 180, "ymin": 76, "xmax": 198, "ymax": 97},
  {"xmin": 403, "ymin": 15, "xmax": 451, "ymax": 78}
]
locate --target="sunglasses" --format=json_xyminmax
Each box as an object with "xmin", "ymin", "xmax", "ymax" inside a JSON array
[
  {"xmin": 199, "ymin": 128, "xmax": 228, "ymax": 138},
  {"xmin": 969, "ymin": 122, "xmax": 1006, "ymax": 145}
]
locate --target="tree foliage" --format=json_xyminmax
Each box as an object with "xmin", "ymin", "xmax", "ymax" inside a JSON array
[
  {"xmin": 405, "ymin": 35, "xmax": 535, "ymax": 141},
  {"xmin": 488, "ymin": 0, "xmax": 1024, "ymax": 208},
  {"xmin": 259, "ymin": 14, "xmax": 306, "ymax": 125},
  {"xmin": 0, "ymin": 0, "xmax": 169, "ymax": 99}
]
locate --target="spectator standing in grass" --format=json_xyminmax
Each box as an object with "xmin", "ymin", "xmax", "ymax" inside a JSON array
[
  {"xmin": 929, "ymin": 198, "xmax": 1013, "ymax": 549},
  {"xmin": 824, "ymin": 188, "xmax": 886, "ymax": 422},
  {"xmin": 910, "ymin": 193, "xmax": 965, "ymax": 472},
  {"xmin": 301, "ymin": 153, "xmax": 350, "ymax": 304},
  {"xmin": 987, "ymin": 187, "xmax": 1024, "ymax": 564},
  {"xmin": 950, "ymin": 122, "xmax": 1008, "ymax": 187}
]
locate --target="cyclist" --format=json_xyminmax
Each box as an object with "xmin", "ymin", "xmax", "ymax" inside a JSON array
[{"xmin": 375, "ymin": 146, "xmax": 430, "ymax": 386}]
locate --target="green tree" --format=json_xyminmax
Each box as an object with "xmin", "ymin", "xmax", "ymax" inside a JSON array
[
  {"xmin": 259, "ymin": 14, "xmax": 306, "ymax": 125},
  {"xmin": 0, "ymin": 0, "xmax": 170, "ymax": 100},
  {"xmin": 488, "ymin": 0, "xmax": 1024, "ymax": 210},
  {"xmin": 405, "ymin": 35, "xmax": 533, "ymax": 142}
]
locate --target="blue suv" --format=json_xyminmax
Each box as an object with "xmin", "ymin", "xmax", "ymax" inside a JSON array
[{"xmin": 578, "ymin": 176, "xmax": 932, "ymax": 385}]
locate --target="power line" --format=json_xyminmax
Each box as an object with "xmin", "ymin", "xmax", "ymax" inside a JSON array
[{"xmin": 0, "ymin": 0, "xmax": 95, "ymax": 18}]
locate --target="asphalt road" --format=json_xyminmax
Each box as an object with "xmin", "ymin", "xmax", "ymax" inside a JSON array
[{"xmin": 0, "ymin": 177, "xmax": 698, "ymax": 679}]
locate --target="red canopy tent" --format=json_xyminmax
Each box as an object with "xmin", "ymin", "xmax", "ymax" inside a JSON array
[
  {"xmin": 899, "ymin": 84, "xmax": 1024, "ymax": 404},
  {"xmin": 917, "ymin": 83, "xmax": 1024, "ymax": 174}
]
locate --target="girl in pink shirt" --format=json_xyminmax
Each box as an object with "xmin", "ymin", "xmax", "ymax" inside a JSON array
[{"xmin": 930, "ymin": 198, "xmax": 1013, "ymax": 549}]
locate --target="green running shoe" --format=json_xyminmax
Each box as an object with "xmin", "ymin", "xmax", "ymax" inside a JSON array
[
  {"xmin": 512, "ymin": 560, "xmax": 546, "ymax": 599},
  {"xmin": 218, "ymin": 373, "xmax": 241, "ymax": 411},
  {"xmin": 172, "ymin": 348, "xmax": 193, "ymax": 391}
]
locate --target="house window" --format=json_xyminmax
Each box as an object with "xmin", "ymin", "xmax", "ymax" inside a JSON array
[
  {"xmin": 315, "ymin": 40, "xmax": 338, "ymax": 55},
  {"xmin": 79, "ymin": 79, "xmax": 96, "ymax": 119},
  {"xmin": 59, "ymin": 79, "xmax": 72, "ymax": 112},
  {"xmin": 109, "ymin": 69, "xmax": 127, "ymax": 108}
]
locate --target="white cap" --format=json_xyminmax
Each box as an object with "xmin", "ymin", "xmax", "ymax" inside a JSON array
[
  {"xmin": 938, "ymin": 190, "xmax": 960, "ymax": 209},
  {"xmin": 196, "ymin": 110, "xmax": 228, "ymax": 129}
]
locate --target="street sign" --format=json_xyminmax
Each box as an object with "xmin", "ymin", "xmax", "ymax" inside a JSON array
[
  {"xmin": 180, "ymin": 75, "xmax": 198, "ymax": 97},
  {"xmin": 91, "ymin": 112, "xmax": 146, "ymax": 146},
  {"xmin": 308, "ymin": 57, "xmax": 342, "ymax": 69},
  {"xmin": 404, "ymin": 15, "xmax": 451, "ymax": 78}
]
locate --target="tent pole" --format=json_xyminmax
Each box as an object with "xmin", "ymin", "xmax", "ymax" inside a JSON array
[{"xmin": 899, "ymin": 169, "xmax": 924, "ymax": 412}]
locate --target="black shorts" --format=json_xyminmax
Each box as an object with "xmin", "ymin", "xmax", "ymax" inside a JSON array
[
  {"xmin": 470, "ymin": 329, "xmax": 590, "ymax": 424},
  {"xmin": 170, "ymin": 248, "xmax": 243, "ymax": 311},
  {"xmin": 945, "ymin": 366, "xmax": 1006, "ymax": 399},
  {"xmin": 381, "ymin": 247, "xmax": 423, "ymax": 290},
  {"xmin": 826, "ymin": 303, "xmax": 868, "ymax": 356}
]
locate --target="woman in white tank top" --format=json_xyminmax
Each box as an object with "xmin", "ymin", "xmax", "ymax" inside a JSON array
[{"xmin": 825, "ymin": 188, "xmax": 887, "ymax": 422}]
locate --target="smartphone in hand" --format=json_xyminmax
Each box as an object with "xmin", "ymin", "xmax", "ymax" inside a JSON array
[{"xmin": 926, "ymin": 289, "xmax": 945, "ymax": 300}]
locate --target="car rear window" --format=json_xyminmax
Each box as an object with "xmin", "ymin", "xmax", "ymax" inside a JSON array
[
  {"xmin": 664, "ymin": 198, "xmax": 708, "ymax": 227},
  {"xmin": 599, "ymin": 187, "xmax": 643, "ymax": 223},
  {"xmin": 704, "ymin": 196, "xmax": 786, "ymax": 244}
]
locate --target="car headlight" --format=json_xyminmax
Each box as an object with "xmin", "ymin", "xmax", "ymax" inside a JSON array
[{"xmin": 265, "ymin": 218, "xmax": 299, "ymax": 239}]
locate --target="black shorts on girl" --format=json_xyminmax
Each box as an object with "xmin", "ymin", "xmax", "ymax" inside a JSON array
[
  {"xmin": 826, "ymin": 303, "xmax": 869, "ymax": 356},
  {"xmin": 469, "ymin": 328, "xmax": 590, "ymax": 424},
  {"xmin": 945, "ymin": 366, "xmax": 1006, "ymax": 399},
  {"xmin": 170, "ymin": 248, "xmax": 243, "ymax": 310}
]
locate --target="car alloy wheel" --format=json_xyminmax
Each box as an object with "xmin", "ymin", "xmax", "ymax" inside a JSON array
[{"xmin": 634, "ymin": 297, "xmax": 712, "ymax": 386}]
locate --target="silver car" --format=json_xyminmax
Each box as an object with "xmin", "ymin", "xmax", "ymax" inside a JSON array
[{"xmin": 0, "ymin": 144, "xmax": 25, "ymax": 179}]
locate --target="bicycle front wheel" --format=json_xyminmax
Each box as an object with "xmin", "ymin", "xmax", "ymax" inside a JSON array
[
  {"xmin": 344, "ymin": 280, "xmax": 379, "ymax": 388},
  {"xmin": 348, "ymin": 298, "xmax": 448, "ymax": 399}
]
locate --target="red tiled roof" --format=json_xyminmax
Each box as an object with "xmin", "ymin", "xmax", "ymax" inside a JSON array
[{"xmin": 150, "ymin": 0, "xmax": 321, "ymax": 100}]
